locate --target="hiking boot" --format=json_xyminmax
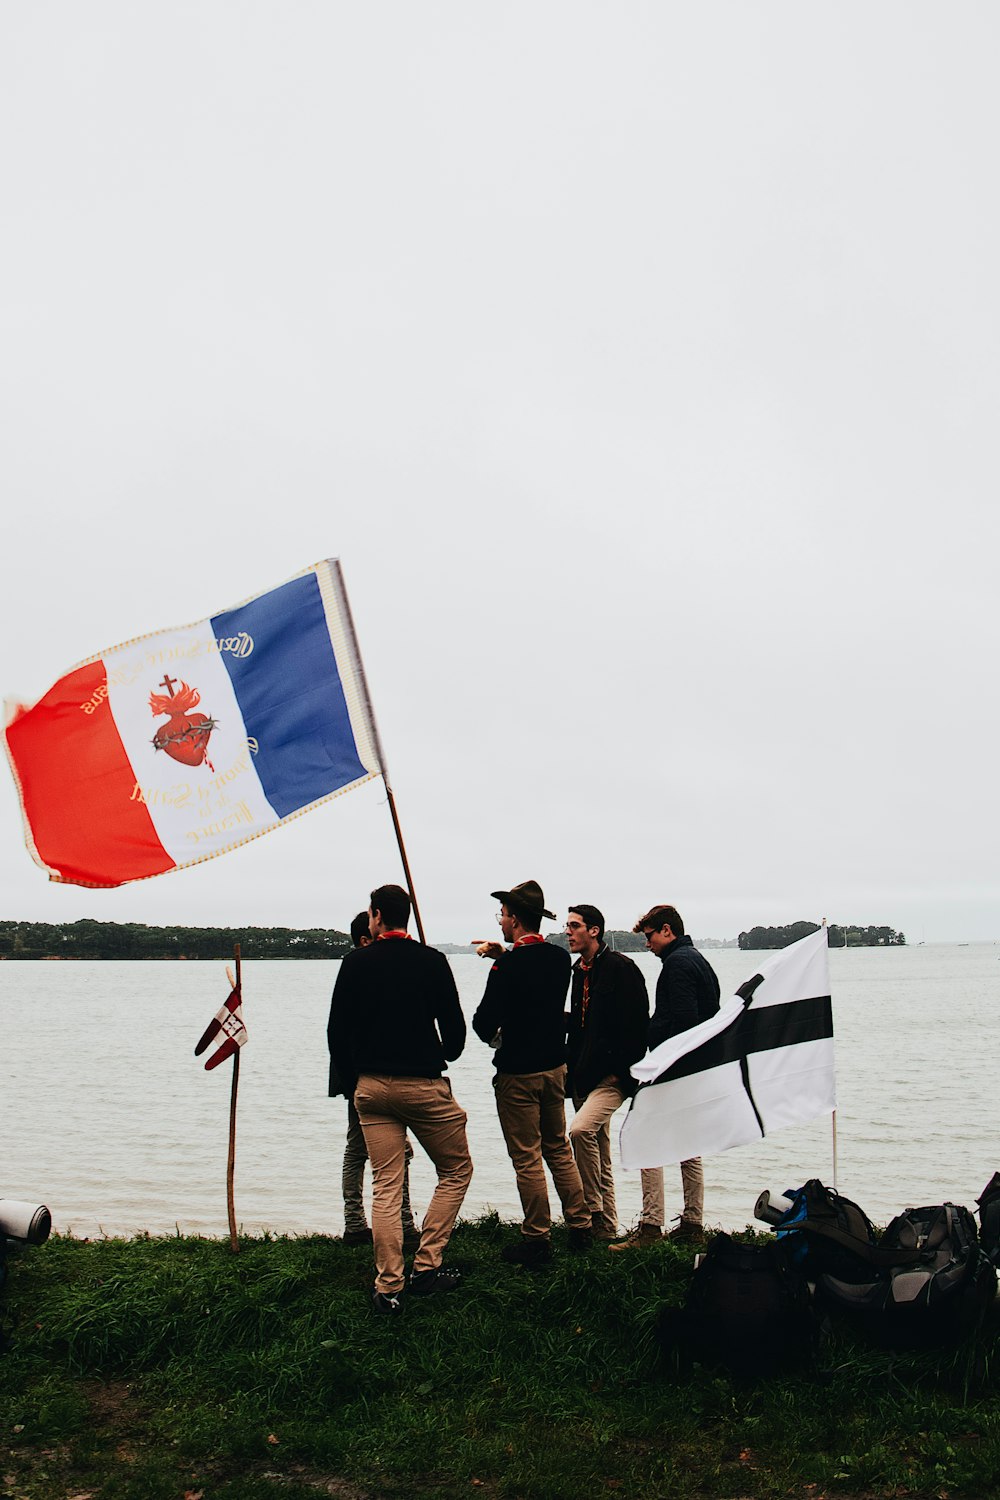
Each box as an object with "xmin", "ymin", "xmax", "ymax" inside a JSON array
[
  {"xmin": 501, "ymin": 1237, "xmax": 553, "ymax": 1268},
  {"xmin": 371, "ymin": 1289, "xmax": 402, "ymax": 1315},
  {"xmin": 608, "ymin": 1222, "xmax": 663, "ymax": 1252},
  {"xmin": 409, "ymin": 1265, "xmax": 463, "ymax": 1296},
  {"xmin": 593, "ymin": 1219, "xmax": 618, "ymax": 1242},
  {"xmin": 666, "ymin": 1219, "xmax": 706, "ymax": 1246},
  {"xmin": 343, "ymin": 1227, "xmax": 373, "ymax": 1247},
  {"xmin": 402, "ymin": 1227, "xmax": 422, "ymax": 1252},
  {"xmin": 567, "ymin": 1226, "xmax": 594, "ymax": 1253}
]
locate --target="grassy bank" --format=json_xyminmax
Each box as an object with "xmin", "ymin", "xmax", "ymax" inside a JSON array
[{"xmin": 1, "ymin": 1219, "xmax": 998, "ymax": 1499}]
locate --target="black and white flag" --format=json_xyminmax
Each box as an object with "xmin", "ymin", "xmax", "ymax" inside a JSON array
[{"xmin": 619, "ymin": 926, "xmax": 834, "ymax": 1169}]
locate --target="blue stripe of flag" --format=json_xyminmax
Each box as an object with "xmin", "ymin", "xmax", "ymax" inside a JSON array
[{"xmin": 211, "ymin": 572, "xmax": 367, "ymax": 818}]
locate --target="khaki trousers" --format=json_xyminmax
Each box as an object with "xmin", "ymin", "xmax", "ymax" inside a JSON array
[
  {"xmin": 568, "ymin": 1079, "xmax": 625, "ymax": 1236},
  {"xmin": 494, "ymin": 1066, "xmax": 591, "ymax": 1239},
  {"xmin": 639, "ymin": 1157, "xmax": 704, "ymax": 1227},
  {"xmin": 355, "ymin": 1074, "xmax": 473, "ymax": 1296}
]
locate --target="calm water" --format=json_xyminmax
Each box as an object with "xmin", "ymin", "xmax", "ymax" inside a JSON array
[{"xmin": 1, "ymin": 944, "xmax": 996, "ymax": 1238}]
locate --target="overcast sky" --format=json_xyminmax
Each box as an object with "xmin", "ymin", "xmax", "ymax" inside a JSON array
[{"xmin": 2, "ymin": 4, "xmax": 997, "ymax": 944}]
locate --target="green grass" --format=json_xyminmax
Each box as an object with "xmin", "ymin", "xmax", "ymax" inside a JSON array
[{"xmin": 1, "ymin": 1218, "xmax": 998, "ymax": 1499}]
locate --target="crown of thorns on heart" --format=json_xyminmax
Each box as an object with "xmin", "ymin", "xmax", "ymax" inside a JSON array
[{"xmin": 148, "ymin": 677, "xmax": 218, "ymax": 768}]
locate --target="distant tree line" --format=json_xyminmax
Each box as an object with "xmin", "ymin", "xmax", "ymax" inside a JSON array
[
  {"xmin": 546, "ymin": 930, "xmax": 647, "ymax": 953},
  {"xmin": 738, "ymin": 921, "xmax": 906, "ymax": 951},
  {"xmin": 0, "ymin": 919, "xmax": 350, "ymax": 960}
]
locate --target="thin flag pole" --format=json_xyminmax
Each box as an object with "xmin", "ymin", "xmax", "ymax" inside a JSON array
[
  {"xmin": 330, "ymin": 560, "xmax": 427, "ymax": 945},
  {"xmin": 226, "ymin": 943, "xmax": 241, "ymax": 1253},
  {"xmin": 822, "ymin": 919, "xmax": 838, "ymax": 1189}
]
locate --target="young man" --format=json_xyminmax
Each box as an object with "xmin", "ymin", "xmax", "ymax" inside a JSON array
[
  {"xmin": 473, "ymin": 879, "xmax": 592, "ymax": 1266},
  {"xmin": 611, "ymin": 902, "xmax": 721, "ymax": 1249},
  {"xmin": 328, "ymin": 884, "xmax": 473, "ymax": 1313},
  {"xmin": 564, "ymin": 905, "xmax": 649, "ymax": 1241},
  {"xmin": 328, "ymin": 911, "xmax": 419, "ymax": 1250}
]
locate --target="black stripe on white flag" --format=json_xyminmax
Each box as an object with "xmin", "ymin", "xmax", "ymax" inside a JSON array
[{"xmin": 620, "ymin": 925, "xmax": 835, "ymax": 1169}]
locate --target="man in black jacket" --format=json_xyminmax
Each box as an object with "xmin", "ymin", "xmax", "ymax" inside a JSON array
[
  {"xmin": 328, "ymin": 883, "xmax": 473, "ymax": 1312},
  {"xmin": 473, "ymin": 879, "xmax": 592, "ymax": 1266},
  {"xmin": 564, "ymin": 904, "xmax": 649, "ymax": 1241},
  {"xmin": 611, "ymin": 902, "xmax": 720, "ymax": 1249},
  {"xmin": 328, "ymin": 911, "xmax": 419, "ymax": 1249}
]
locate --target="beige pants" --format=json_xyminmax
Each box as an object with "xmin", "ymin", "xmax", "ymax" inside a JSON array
[
  {"xmin": 355, "ymin": 1073, "xmax": 473, "ymax": 1296},
  {"xmin": 568, "ymin": 1079, "xmax": 625, "ymax": 1236},
  {"xmin": 494, "ymin": 1066, "xmax": 591, "ymax": 1238},
  {"xmin": 639, "ymin": 1158, "xmax": 704, "ymax": 1227}
]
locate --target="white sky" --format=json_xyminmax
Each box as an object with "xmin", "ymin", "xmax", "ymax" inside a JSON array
[{"xmin": 2, "ymin": 3, "xmax": 997, "ymax": 943}]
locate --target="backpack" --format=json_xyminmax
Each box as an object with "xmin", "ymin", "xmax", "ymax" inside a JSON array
[
  {"xmin": 657, "ymin": 1233, "xmax": 819, "ymax": 1380},
  {"xmin": 976, "ymin": 1171, "xmax": 1000, "ymax": 1267},
  {"xmin": 874, "ymin": 1203, "xmax": 996, "ymax": 1348},
  {"xmin": 771, "ymin": 1179, "xmax": 885, "ymax": 1289}
]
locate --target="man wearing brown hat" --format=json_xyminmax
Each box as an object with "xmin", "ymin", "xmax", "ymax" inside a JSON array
[{"xmin": 473, "ymin": 879, "xmax": 592, "ymax": 1266}]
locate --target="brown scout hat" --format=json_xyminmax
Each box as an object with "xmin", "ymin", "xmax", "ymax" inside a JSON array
[{"xmin": 490, "ymin": 879, "xmax": 556, "ymax": 921}]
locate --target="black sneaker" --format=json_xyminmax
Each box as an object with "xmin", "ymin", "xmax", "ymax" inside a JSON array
[
  {"xmin": 567, "ymin": 1227, "xmax": 594, "ymax": 1253},
  {"xmin": 371, "ymin": 1290, "xmax": 402, "ymax": 1315},
  {"xmin": 343, "ymin": 1227, "xmax": 373, "ymax": 1247},
  {"xmin": 409, "ymin": 1265, "xmax": 463, "ymax": 1296},
  {"xmin": 501, "ymin": 1237, "xmax": 553, "ymax": 1268}
]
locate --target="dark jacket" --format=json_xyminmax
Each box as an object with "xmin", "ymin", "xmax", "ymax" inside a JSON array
[
  {"xmin": 472, "ymin": 940, "xmax": 570, "ymax": 1074},
  {"xmin": 327, "ymin": 938, "xmax": 466, "ymax": 1098},
  {"xmin": 566, "ymin": 945, "xmax": 650, "ymax": 1100},
  {"xmin": 648, "ymin": 934, "xmax": 721, "ymax": 1051}
]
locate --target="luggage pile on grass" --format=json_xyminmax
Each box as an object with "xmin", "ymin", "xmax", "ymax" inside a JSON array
[{"xmin": 658, "ymin": 1173, "xmax": 1000, "ymax": 1378}]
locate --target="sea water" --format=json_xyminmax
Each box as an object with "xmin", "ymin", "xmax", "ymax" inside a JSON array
[{"xmin": 1, "ymin": 943, "xmax": 995, "ymax": 1238}]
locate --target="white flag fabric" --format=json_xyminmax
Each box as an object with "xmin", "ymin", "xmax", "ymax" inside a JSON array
[{"xmin": 620, "ymin": 926, "xmax": 834, "ymax": 1169}]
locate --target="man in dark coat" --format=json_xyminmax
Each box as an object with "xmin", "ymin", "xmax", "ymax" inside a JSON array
[
  {"xmin": 328, "ymin": 883, "xmax": 473, "ymax": 1313},
  {"xmin": 564, "ymin": 904, "xmax": 649, "ymax": 1240},
  {"xmin": 328, "ymin": 911, "xmax": 419, "ymax": 1248},
  {"xmin": 610, "ymin": 902, "xmax": 720, "ymax": 1249},
  {"xmin": 473, "ymin": 879, "xmax": 592, "ymax": 1266}
]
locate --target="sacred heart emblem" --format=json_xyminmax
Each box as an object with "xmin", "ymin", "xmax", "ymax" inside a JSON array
[{"xmin": 149, "ymin": 677, "xmax": 217, "ymax": 769}]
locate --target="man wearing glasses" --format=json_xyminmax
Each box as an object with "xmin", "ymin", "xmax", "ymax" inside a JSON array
[
  {"xmin": 611, "ymin": 902, "xmax": 720, "ymax": 1248},
  {"xmin": 473, "ymin": 879, "xmax": 592, "ymax": 1266},
  {"xmin": 564, "ymin": 904, "xmax": 650, "ymax": 1242}
]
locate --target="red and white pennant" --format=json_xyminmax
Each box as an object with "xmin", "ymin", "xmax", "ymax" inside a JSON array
[{"xmin": 195, "ymin": 985, "xmax": 248, "ymax": 1071}]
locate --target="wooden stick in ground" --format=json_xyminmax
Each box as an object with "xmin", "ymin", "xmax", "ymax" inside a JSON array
[{"xmin": 227, "ymin": 942, "xmax": 242, "ymax": 1253}]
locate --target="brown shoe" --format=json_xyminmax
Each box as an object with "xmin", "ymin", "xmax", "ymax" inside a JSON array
[
  {"xmin": 608, "ymin": 1222, "xmax": 663, "ymax": 1251},
  {"xmin": 666, "ymin": 1220, "xmax": 706, "ymax": 1246}
]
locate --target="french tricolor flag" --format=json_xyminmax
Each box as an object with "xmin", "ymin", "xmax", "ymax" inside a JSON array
[{"xmin": 3, "ymin": 560, "xmax": 382, "ymax": 888}]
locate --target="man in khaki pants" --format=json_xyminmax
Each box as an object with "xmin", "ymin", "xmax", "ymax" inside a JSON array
[
  {"xmin": 611, "ymin": 902, "xmax": 720, "ymax": 1248},
  {"xmin": 473, "ymin": 879, "xmax": 592, "ymax": 1267},
  {"xmin": 328, "ymin": 883, "xmax": 473, "ymax": 1313},
  {"xmin": 563, "ymin": 904, "xmax": 649, "ymax": 1241}
]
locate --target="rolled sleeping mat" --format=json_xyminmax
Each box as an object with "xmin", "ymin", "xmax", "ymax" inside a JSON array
[{"xmin": 0, "ymin": 1200, "xmax": 52, "ymax": 1245}]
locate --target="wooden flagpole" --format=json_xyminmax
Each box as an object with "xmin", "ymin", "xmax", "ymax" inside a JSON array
[
  {"xmin": 227, "ymin": 943, "xmax": 241, "ymax": 1253},
  {"xmin": 330, "ymin": 561, "xmax": 427, "ymax": 944}
]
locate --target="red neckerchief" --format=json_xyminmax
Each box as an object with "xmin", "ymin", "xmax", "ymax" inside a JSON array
[
  {"xmin": 513, "ymin": 933, "xmax": 546, "ymax": 947},
  {"xmin": 377, "ymin": 929, "xmax": 411, "ymax": 941},
  {"xmin": 577, "ymin": 945, "xmax": 603, "ymax": 1026},
  {"xmin": 578, "ymin": 955, "xmax": 594, "ymax": 1025}
]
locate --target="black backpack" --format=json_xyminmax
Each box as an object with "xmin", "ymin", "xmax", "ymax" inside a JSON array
[
  {"xmin": 976, "ymin": 1171, "xmax": 1000, "ymax": 1267},
  {"xmin": 874, "ymin": 1203, "xmax": 996, "ymax": 1348},
  {"xmin": 773, "ymin": 1178, "xmax": 883, "ymax": 1283},
  {"xmin": 657, "ymin": 1233, "xmax": 819, "ymax": 1380}
]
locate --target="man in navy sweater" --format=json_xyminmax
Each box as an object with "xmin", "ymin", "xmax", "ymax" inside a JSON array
[
  {"xmin": 473, "ymin": 879, "xmax": 591, "ymax": 1266},
  {"xmin": 611, "ymin": 902, "xmax": 720, "ymax": 1249},
  {"xmin": 328, "ymin": 883, "xmax": 473, "ymax": 1312}
]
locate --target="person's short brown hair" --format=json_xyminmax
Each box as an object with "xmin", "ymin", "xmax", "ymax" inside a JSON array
[
  {"xmin": 370, "ymin": 883, "xmax": 411, "ymax": 930},
  {"xmin": 633, "ymin": 904, "xmax": 684, "ymax": 937}
]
